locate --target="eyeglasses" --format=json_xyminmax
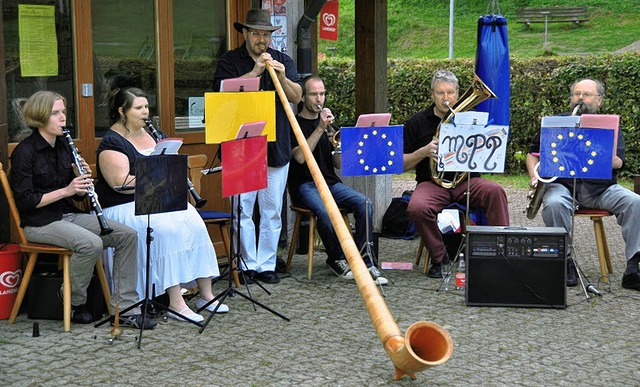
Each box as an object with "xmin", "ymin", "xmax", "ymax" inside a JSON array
[
  {"xmin": 571, "ymin": 92, "xmax": 599, "ymax": 98},
  {"xmin": 249, "ymin": 29, "xmax": 272, "ymax": 39}
]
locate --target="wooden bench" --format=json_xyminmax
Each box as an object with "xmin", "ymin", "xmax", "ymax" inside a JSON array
[{"xmin": 515, "ymin": 6, "xmax": 590, "ymax": 27}]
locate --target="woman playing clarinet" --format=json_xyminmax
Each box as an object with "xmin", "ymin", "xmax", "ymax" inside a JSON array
[{"xmin": 9, "ymin": 90, "xmax": 154, "ymax": 328}]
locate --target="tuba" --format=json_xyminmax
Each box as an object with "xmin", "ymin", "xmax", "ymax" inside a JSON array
[{"xmin": 430, "ymin": 74, "xmax": 497, "ymax": 189}]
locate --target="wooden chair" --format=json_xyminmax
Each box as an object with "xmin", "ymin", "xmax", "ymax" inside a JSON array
[
  {"xmin": 415, "ymin": 238, "xmax": 432, "ymax": 274},
  {"xmin": 574, "ymin": 208, "xmax": 614, "ymax": 283},
  {"xmin": 286, "ymin": 205, "xmax": 352, "ymax": 280},
  {"xmin": 0, "ymin": 162, "xmax": 111, "ymax": 332},
  {"xmin": 187, "ymin": 154, "xmax": 240, "ymax": 288}
]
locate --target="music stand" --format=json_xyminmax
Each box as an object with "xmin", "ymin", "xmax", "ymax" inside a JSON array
[
  {"xmin": 341, "ymin": 115, "xmax": 399, "ymax": 292},
  {"xmin": 539, "ymin": 122, "xmax": 616, "ymax": 300},
  {"xmin": 96, "ymin": 154, "xmax": 200, "ymax": 347},
  {"xmin": 197, "ymin": 135, "xmax": 289, "ymax": 334},
  {"xmin": 434, "ymin": 113, "xmax": 510, "ymax": 291}
]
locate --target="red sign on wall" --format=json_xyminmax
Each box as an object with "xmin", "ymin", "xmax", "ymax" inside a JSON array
[{"xmin": 319, "ymin": 0, "xmax": 339, "ymax": 41}]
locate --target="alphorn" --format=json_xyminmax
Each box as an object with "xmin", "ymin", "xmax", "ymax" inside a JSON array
[{"xmin": 265, "ymin": 62, "xmax": 453, "ymax": 381}]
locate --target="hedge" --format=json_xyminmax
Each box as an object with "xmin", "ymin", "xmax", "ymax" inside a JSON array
[{"xmin": 319, "ymin": 52, "xmax": 640, "ymax": 176}]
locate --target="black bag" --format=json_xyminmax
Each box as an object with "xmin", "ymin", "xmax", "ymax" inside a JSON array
[{"xmin": 381, "ymin": 190, "xmax": 417, "ymax": 240}]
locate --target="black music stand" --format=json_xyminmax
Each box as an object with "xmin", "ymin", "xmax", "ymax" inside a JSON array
[
  {"xmin": 197, "ymin": 136, "xmax": 289, "ymax": 334},
  {"xmin": 538, "ymin": 122, "xmax": 616, "ymax": 300},
  {"xmin": 342, "ymin": 116, "xmax": 395, "ymax": 293},
  {"xmin": 96, "ymin": 154, "xmax": 201, "ymax": 347}
]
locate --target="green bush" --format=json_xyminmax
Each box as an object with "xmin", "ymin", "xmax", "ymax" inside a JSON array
[{"xmin": 319, "ymin": 52, "xmax": 640, "ymax": 176}]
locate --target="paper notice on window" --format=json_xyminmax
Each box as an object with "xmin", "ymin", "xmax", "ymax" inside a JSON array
[{"xmin": 19, "ymin": 5, "xmax": 58, "ymax": 77}]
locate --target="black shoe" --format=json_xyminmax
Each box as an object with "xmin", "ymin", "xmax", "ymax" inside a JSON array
[
  {"xmin": 71, "ymin": 304, "xmax": 95, "ymax": 324},
  {"xmin": 238, "ymin": 270, "xmax": 257, "ymax": 285},
  {"xmin": 622, "ymin": 270, "xmax": 640, "ymax": 290},
  {"xmin": 427, "ymin": 262, "xmax": 442, "ymax": 279},
  {"xmin": 566, "ymin": 259, "xmax": 578, "ymax": 287},
  {"xmin": 112, "ymin": 314, "xmax": 157, "ymax": 330},
  {"xmin": 326, "ymin": 259, "xmax": 351, "ymax": 278},
  {"xmin": 256, "ymin": 270, "xmax": 280, "ymax": 284},
  {"xmin": 427, "ymin": 256, "xmax": 450, "ymax": 279}
]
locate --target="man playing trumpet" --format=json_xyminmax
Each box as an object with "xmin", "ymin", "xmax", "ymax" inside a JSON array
[
  {"xmin": 526, "ymin": 78, "xmax": 640, "ymax": 290},
  {"xmin": 288, "ymin": 75, "xmax": 387, "ymax": 285}
]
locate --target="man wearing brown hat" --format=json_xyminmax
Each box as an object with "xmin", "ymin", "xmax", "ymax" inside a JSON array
[{"xmin": 214, "ymin": 9, "xmax": 302, "ymax": 285}]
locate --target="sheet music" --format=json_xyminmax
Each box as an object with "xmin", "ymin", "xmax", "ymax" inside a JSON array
[
  {"xmin": 150, "ymin": 138, "xmax": 183, "ymax": 155},
  {"xmin": 541, "ymin": 116, "xmax": 580, "ymax": 128}
]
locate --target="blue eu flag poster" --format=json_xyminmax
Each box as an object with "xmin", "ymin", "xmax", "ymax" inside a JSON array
[
  {"xmin": 340, "ymin": 125, "xmax": 404, "ymax": 177},
  {"xmin": 540, "ymin": 127, "xmax": 614, "ymax": 179}
]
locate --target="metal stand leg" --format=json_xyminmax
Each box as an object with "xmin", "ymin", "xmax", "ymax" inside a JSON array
[
  {"xmin": 568, "ymin": 179, "xmax": 601, "ymax": 300},
  {"xmin": 358, "ymin": 176, "xmax": 386, "ymax": 295},
  {"xmin": 198, "ymin": 194, "xmax": 290, "ymax": 334}
]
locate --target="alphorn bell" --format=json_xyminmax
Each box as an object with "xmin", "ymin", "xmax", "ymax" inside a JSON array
[{"xmin": 265, "ymin": 62, "xmax": 453, "ymax": 381}]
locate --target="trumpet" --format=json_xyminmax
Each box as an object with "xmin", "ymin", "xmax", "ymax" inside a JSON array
[
  {"xmin": 143, "ymin": 119, "xmax": 207, "ymax": 208},
  {"xmin": 62, "ymin": 128, "xmax": 113, "ymax": 235},
  {"xmin": 317, "ymin": 105, "xmax": 340, "ymax": 149}
]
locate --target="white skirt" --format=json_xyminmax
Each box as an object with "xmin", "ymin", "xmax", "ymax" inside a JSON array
[{"xmin": 103, "ymin": 201, "xmax": 219, "ymax": 299}]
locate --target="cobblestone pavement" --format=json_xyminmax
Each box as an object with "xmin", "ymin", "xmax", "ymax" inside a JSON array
[{"xmin": 1, "ymin": 177, "xmax": 639, "ymax": 386}]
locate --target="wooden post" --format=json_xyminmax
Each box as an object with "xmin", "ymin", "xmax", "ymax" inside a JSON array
[{"xmin": 349, "ymin": 0, "xmax": 391, "ymax": 231}]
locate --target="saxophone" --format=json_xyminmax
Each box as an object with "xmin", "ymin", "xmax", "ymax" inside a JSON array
[
  {"xmin": 62, "ymin": 128, "xmax": 114, "ymax": 235},
  {"xmin": 525, "ymin": 102, "xmax": 582, "ymax": 219}
]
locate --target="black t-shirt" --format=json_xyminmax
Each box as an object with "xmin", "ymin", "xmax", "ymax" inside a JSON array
[
  {"xmin": 213, "ymin": 43, "xmax": 301, "ymax": 167},
  {"xmin": 288, "ymin": 115, "xmax": 341, "ymax": 198},
  {"xmin": 95, "ymin": 129, "xmax": 157, "ymax": 208}
]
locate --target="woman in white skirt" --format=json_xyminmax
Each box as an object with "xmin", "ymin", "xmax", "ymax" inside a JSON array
[{"xmin": 95, "ymin": 87, "xmax": 228, "ymax": 322}]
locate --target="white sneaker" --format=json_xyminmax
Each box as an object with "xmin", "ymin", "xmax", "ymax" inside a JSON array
[
  {"xmin": 195, "ymin": 297, "xmax": 230, "ymax": 314},
  {"xmin": 167, "ymin": 307, "xmax": 204, "ymax": 322},
  {"xmin": 369, "ymin": 266, "xmax": 388, "ymax": 286}
]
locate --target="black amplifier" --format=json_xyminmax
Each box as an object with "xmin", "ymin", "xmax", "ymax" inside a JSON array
[{"xmin": 465, "ymin": 226, "xmax": 567, "ymax": 309}]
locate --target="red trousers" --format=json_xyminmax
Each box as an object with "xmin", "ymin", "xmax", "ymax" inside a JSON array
[{"xmin": 406, "ymin": 177, "xmax": 510, "ymax": 264}]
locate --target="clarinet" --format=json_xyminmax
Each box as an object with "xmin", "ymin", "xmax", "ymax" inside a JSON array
[
  {"xmin": 62, "ymin": 128, "xmax": 114, "ymax": 235},
  {"xmin": 143, "ymin": 119, "xmax": 207, "ymax": 208}
]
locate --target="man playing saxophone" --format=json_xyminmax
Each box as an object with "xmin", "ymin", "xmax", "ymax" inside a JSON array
[
  {"xmin": 9, "ymin": 91, "xmax": 156, "ymax": 328},
  {"xmin": 403, "ymin": 70, "xmax": 509, "ymax": 278},
  {"xmin": 526, "ymin": 78, "xmax": 640, "ymax": 290}
]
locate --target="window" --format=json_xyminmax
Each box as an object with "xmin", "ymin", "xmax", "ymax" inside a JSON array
[
  {"xmin": 3, "ymin": 0, "xmax": 75, "ymax": 142},
  {"xmin": 91, "ymin": 0, "xmax": 156, "ymax": 137},
  {"xmin": 173, "ymin": 0, "xmax": 227, "ymax": 133}
]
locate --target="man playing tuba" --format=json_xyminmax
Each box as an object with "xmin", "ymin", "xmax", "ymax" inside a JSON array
[
  {"xmin": 402, "ymin": 70, "xmax": 510, "ymax": 278},
  {"xmin": 526, "ymin": 78, "xmax": 640, "ymax": 290}
]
